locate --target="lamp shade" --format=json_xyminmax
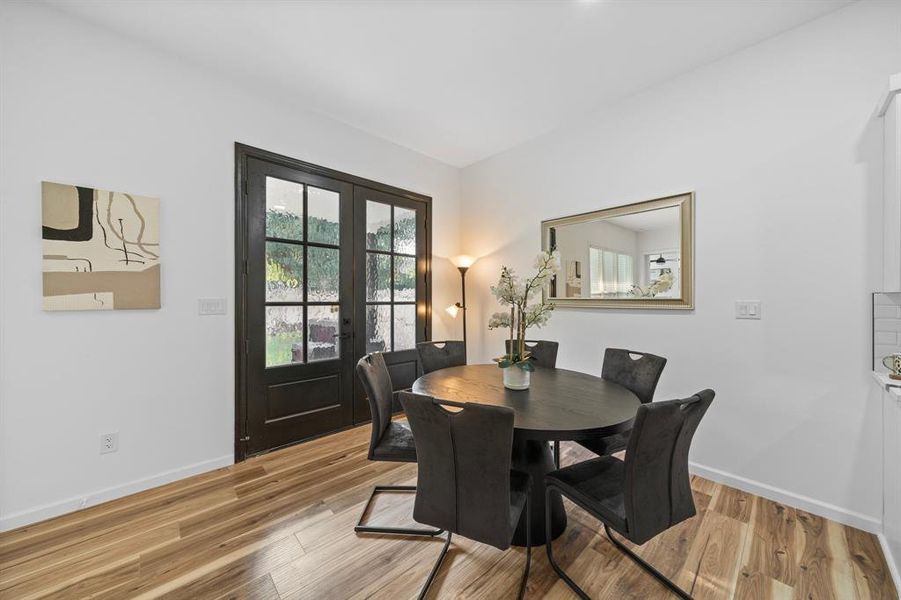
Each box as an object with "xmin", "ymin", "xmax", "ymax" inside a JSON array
[
  {"xmin": 450, "ymin": 255, "xmax": 476, "ymax": 269},
  {"xmin": 446, "ymin": 303, "xmax": 460, "ymax": 318}
]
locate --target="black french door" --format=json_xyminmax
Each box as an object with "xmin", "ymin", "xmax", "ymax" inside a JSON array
[
  {"xmin": 352, "ymin": 187, "xmax": 429, "ymax": 422},
  {"xmin": 236, "ymin": 145, "xmax": 431, "ymax": 459}
]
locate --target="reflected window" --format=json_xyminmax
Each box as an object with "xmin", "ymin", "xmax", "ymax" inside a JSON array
[
  {"xmin": 589, "ymin": 247, "xmax": 634, "ymax": 297},
  {"xmin": 637, "ymin": 251, "xmax": 680, "ymax": 299}
]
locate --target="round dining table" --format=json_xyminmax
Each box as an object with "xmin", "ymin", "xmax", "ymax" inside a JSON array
[{"xmin": 411, "ymin": 363, "xmax": 640, "ymax": 547}]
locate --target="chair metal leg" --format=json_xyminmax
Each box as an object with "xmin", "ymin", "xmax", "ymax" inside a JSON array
[
  {"xmin": 354, "ymin": 485, "xmax": 443, "ymax": 536},
  {"xmin": 545, "ymin": 486, "xmax": 591, "ymax": 600},
  {"xmin": 604, "ymin": 525, "xmax": 693, "ymax": 599},
  {"xmin": 518, "ymin": 495, "xmax": 532, "ymax": 600},
  {"xmin": 418, "ymin": 531, "xmax": 452, "ymax": 600},
  {"xmin": 416, "ymin": 495, "xmax": 531, "ymax": 599},
  {"xmin": 545, "ymin": 485, "xmax": 693, "ymax": 599},
  {"xmin": 553, "ymin": 441, "xmax": 560, "ymax": 469}
]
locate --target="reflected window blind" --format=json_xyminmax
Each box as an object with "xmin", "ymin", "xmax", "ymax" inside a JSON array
[
  {"xmin": 590, "ymin": 247, "xmax": 635, "ymax": 295},
  {"xmin": 617, "ymin": 253, "xmax": 634, "ymax": 293}
]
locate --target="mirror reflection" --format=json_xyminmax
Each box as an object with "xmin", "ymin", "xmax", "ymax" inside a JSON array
[
  {"xmin": 553, "ymin": 206, "xmax": 680, "ymax": 300},
  {"xmin": 543, "ymin": 193, "xmax": 693, "ymax": 309}
]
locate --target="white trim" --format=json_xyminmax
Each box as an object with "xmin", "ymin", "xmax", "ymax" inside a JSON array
[
  {"xmin": 0, "ymin": 455, "xmax": 887, "ymax": 553},
  {"xmin": 876, "ymin": 73, "xmax": 901, "ymax": 118},
  {"xmin": 0, "ymin": 454, "xmax": 233, "ymax": 532},
  {"xmin": 878, "ymin": 533, "xmax": 901, "ymax": 595},
  {"xmin": 689, "ymin": 461, "xmax": 882, "ymax": 534},
  {"xmin": 872, "ymin": 370, "xmax": 901, "ymax": 390}
]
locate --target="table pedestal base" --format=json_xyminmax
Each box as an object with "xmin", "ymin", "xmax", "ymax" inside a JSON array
[{"xmin": 511, "ymin": 438, "xmax": 566, "ymax": 547}]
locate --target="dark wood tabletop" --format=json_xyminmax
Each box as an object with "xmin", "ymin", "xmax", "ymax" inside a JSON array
[{"xmin": 411, "ymin": 364, "xmax": 640, "ymax": 441}]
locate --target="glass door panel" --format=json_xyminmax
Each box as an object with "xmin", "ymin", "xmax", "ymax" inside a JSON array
[
  {"xmin": 362, "ymin": 200, "xmax": 417, "ymax": 354},
  {"xmin": 308, "ymin": 304, "xmax": 340, "ymax": 361},
  {"xmin": 265, "ymin": 177, "xmax": 304, "ymax": 239},
  {"xmin": 393, "ymin": 206, "xmax": 417, "ymax": 254},
  {"xmin": 393, "ymin": 304, "xmax": 417, "ymax": 351},
  {"xmin": 365, "ymin": 201, "xmax": 392, "ymax": 251},
  {"xmin": 265, "ymin": 306, "xmax": 304, "ymax": 367},
  {"xmin": 265, "ymin": 242, "xmax": 303, "ymax": 303},
  {"xmin": 354, "ymin": 188, "xmax": 428, "ymax": 422},
  {"xmin": 307, "ymin": 186, "xmax": 340, "ymax": 245}
]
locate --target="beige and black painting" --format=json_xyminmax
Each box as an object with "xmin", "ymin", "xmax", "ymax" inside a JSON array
[{"xmin": 42, "ymin": 181, "xmax": 160, "ymax": 311}]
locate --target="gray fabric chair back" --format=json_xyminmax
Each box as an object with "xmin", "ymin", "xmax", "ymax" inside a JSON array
[
  {"xmin": 623, "ymin": 390, "xmax": 714, "ymax": 544},
  {"xmin": 417, "ymin": 340, "xmax": 466, "ymax": 374},
  {"xmin": 400, "ymin": 391, "xmax": 516, "ymax": 550},
  {"xmin": 601, "ymin": 348, "xmax": 667, "ymax": 404},
  {"xmin": 505, "ymin": 339, "xmax": 559, "ymax": 368},
  {"xmin": 356, "ymin": 353, "xmax": 394, "ymax": 459}
]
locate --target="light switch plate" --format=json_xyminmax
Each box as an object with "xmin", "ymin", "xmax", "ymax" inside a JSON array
[
  {"xmin": 198, "ymin": 298, "xmax": 227, "ymax": 316},
  {"xmin": 735, "ymin": 300, "xmax": 761, "ymax": 320}
]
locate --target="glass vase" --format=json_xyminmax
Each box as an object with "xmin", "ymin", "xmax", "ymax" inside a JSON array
[{"xmin": 503, "ymin": 366, "xmax": 530, "ymax": 390}]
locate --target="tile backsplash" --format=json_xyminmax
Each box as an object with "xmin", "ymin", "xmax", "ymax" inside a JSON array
[{"xmin": 874, "ymin": 293, "xmax": 901, "ymax": 372}]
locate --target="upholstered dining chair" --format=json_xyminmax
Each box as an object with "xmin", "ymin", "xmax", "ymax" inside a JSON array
[
  {"xmin": 353, "ymin": 353, "xmax": 442, "ymax": 537},
  {"xmin": 505, "ymin": 339, "xmax": 559, "ymax": 368},
  {"xmin": 545, "ymin": 390, "xmax": 715, "ymax": 599},
  {"xmin": 416, "ymin": 340, "xmax": 466, "ymax": 374},
  {"xmin": 565, "ymin": 348, "xmax": 667, "ymax": 468},
  {"xmin": 400, "ymin": 392, "xmax": 533, "ymax": 600}
]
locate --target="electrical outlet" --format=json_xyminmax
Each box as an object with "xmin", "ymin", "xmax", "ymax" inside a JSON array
[
  {"xmin": 198, "ymin": 298, "xmax": 227, "ymax": 316},
  {"xmin": 100, "ymin": 432, "xmax": 118, "ymax": 454},
  {"xmin": 735, "ymin": 300, "xmax": 762, "ymax": 320}
]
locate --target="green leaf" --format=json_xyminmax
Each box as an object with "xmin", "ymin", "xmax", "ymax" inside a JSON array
[
  {"xmin": 497, "ymin": 358, "xmax": 513, "ymax": 369},
  {"xmin": 517, "ymin": 361, "xmax": 535, "ymax": 372}
]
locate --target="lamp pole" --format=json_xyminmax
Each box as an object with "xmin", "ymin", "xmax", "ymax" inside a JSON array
[{"xmin": 458, "ymin": 266, "xmax": 469, "ymax": 362}]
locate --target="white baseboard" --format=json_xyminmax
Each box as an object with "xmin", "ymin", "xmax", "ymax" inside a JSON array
[
  {"xmin": 689, "ymin": 461, "xmax": 882, "ymax": 534},
  {"xmin": 877, "ymin": 533, "xmax": 901, "ymax": 595},
  {"xmin": 0, "ymin": 454, "xmax": 233, "ymax": 532},
  {"xmin": 0, "ymin": 455, "xmax": 887, "ymax": 546}
]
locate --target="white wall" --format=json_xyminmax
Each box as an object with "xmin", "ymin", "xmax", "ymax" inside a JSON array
[
  {"xmin": 555, "ymin": 219, "xmax": 637, "ymax": 296},
  {"xmin": 461, "ymin": 0, "xmax": 901, "ymax": 530},
  {"xmin": 0, "ymin": 2, "xmax": 461, "ymax": 529},
  {"xmin": 637, "ymin": 227, "xmax": 679, "ymax": 261}
]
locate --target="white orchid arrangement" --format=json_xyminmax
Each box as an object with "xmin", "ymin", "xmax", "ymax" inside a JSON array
[{"xmin": 488, "ymin": 250, "xmax": 561, "ymax": 371}]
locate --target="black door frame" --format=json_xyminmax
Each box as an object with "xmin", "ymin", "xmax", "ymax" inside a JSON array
[{"xmin": 234, "ymin": 143, "xmax": 433, "ymax": 462}]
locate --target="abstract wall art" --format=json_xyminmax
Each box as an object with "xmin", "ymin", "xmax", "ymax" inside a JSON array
[{"xmin": 42, "ymin": 181, "xmax": 160, "ymax": 311}]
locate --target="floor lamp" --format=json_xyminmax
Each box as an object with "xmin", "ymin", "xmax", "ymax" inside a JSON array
[{"xmin": 446, "ymin": 255, "xmax": 476, "ymax": 362}]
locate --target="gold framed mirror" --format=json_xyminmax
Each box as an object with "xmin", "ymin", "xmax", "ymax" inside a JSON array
[{"xmin": 542, "ymin": 192, "xmax": 694, "ymax": 310}]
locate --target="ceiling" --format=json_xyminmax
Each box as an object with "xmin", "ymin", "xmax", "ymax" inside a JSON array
[
  {"xmin": 606, "ymin": 206, "xmax": 679, "ymax": 233},
  {"xmin": 46, "ymin": 0, "xmax": 852, "ymax": 167}
]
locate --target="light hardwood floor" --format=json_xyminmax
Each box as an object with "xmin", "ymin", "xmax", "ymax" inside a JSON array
[{"xmin": 0, "ymin": 423, "xmax": 896, "ymax": 599}]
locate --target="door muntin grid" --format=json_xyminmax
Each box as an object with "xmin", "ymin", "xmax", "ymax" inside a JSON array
[
  {"xmin": 265, "ymin": 176, "xmax": 341, "ymax": 367},
  {"xmin": 364, "ymin": 201, "xmax": 417, "ymax": 354}
]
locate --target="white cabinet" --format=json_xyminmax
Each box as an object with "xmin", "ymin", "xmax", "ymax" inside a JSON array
[
  {"xmin": 884, "ymin": 386, "xmax": 901, "ymax": 576},
  {"xmin": 880, "ymin": 74, "xmax": 901, "ymax": 292}
]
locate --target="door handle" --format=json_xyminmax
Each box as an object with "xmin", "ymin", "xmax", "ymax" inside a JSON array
[{"xmin": 333, "ymin": 332, "xmax": 353, "ymax": 339}]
